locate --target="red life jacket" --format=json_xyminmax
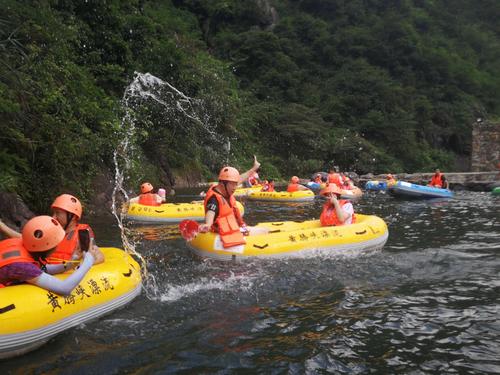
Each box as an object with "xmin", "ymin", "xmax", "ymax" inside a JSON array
[
  {"xmin": 204, "ymin": 186, "xmax": 246, "ymax": 248},
  {"xmin": 138, "ymin": 193, "xmax": 161, "ymax": 206},
  {"xmin": 320, "ymin": 200, "xmax": 356, "ymax": 226},
  {"xmin": 430, "ymin": 173, "xmax": 443, "ymax": 188},
  {"xmin": 0, "ymin": 238, "xmax": 37, "ymax": 268},
  {"xmin": 47, "ymin": 224, "xmax": 94, "ymax": 263},
  {"xmin": 328, "ymin": 173, "xmax": 343, "ymax": 188},
  {"xmin": 287, "ymin": 183, "xmax": 299, "ymax": 192}
]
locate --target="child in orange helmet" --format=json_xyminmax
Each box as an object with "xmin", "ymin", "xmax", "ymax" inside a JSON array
[
  {"xmin": 0, "ymin": 216, "xmax": 99, "ymax": 294},
  {"xmin": 0, "ymin": 194, "xmax": 104, "ymax": 265}
]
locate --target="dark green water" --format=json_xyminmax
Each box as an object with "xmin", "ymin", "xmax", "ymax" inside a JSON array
[{"xmin": 2, "ymin": 190, "xmax": 499, "ymax": 374}]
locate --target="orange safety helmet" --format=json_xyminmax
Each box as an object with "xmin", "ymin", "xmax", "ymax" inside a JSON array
[
  {"xmin": 51, "ymin": 194, "xmax": 83, "ymax": 219},
  {"xmin": 320, "ymin": 184, "xmax": 342, "ymax": 196},
  {"xmin": 218, "ymin": 166, "xmax": 240, "ymax": 183},
  {"xmin": 291, "ymin": 176, "xmax": 300, "ymax": 183},
  {"xmin": 386, "ymin": 174, "xmax": 393, "ymax": 179},
  {"xmin": 141, "ymin": 182, "xmax": 154, "ymax": 194},
  {"xmin": 22, "ymin": 215, "xmax": 66, "ymax": 252}
]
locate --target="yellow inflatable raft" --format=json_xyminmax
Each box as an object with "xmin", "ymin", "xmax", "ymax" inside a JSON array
[
  {"xmin": 188, "ymin": 214, "xmax": 388, "ymax": 261},
  {"xmin": 247, "ymin": 189, "xmax": 315, "ymax": 202},
  {"xmin": 233, "ymin": 185, "xmax": 263, "ymax": 198},
  {"xmin": 126, "ymin": 201, "xmax": 245, "ymax": 223},
  {"xmin": 339, "ymin": 187, "xmax": 363, "ymax": 200},
  {"xmin": 0, "ymin": 247, "xmax": 141, "ymax": 359}
]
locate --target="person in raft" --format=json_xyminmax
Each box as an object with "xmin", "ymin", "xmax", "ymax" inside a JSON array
[
  {"xmin": 319, "ymin": 185, "xmax": 355, "ymax": 226},
  {"xmin": 286, "ymin": 176, "xmax": 309, "ymax": 192},
  {"xmin": 386, "ymin": 173, "xmax": 397, "ymax": 185},
  {"xmin": 198, "ymin": 156, "xmax": 268, "ymax": 247},
  {"xmin": 327, "ymin": 167, "xmax": 344, "ymax": 188},
  {"xmin": 0, "ymin": 194, "xmax": 104, "ymax": 265},
  {"xmin": 261, "ymin": 179, "xmax": 275, "ymax": 192},
  {"xmin": 130, "ymin": 182, "xmax": 166, "ymax": 206},
  {"xmin": 440, "ymin": 175, "xmax": 450, "ymax": 189},
  {"xmin": 428, "ymin": 169, "xmax": 443, "ymax": 188},
  {"xmin": 245, "ymin": 168, "xmax": 261, "ymax": 187},
  {"xmin": 0, "ymin": 215, "xmax": 100, "ymax": 294}
]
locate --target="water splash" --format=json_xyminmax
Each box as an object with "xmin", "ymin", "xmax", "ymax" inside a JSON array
[{"xmin": 111, "ymin": 72, "xmax": 231, "ymax": 298}]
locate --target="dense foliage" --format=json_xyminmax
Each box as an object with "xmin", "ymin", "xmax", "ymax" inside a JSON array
[{"xmin": 1, "ymin": 0, "xmax": 499, "ymax": 209}]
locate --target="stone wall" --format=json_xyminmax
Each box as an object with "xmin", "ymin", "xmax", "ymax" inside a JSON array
[{"xmin": 471, "ymin": 121, "xmax": 500, "ymax": 171}]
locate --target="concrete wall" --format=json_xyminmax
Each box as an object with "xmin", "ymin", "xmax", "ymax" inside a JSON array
[{"xmin": 471, "ymin": 121, "xmax": 500, "ymax": 171}]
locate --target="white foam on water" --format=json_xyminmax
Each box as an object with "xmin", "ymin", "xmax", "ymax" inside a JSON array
[{"xmin": 158, "ymin": 272, "xmax": 258, "ymax": 302}]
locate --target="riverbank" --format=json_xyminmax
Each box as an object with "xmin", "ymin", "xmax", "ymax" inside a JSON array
[{"xmin": 194, "ymin": 171, "xmax": 499, "ymax": 191}]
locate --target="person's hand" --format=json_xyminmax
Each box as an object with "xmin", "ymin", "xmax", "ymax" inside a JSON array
[
  {"xmin": 240, "ymin": 225, "xmax": 250, "ymax": 236},
  {"xmin": 86, "ymin": 245, "xmax": 103, "ymax": 265},
  {"xmin": 198, "ymin": 224, "xmax": 210, "ymax": 233},
  {"xmin": 253, "ymin": 155, "xmax": 261, "ymax": 170}
]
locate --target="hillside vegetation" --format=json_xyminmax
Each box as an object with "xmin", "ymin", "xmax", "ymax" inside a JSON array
[{"xmin": 1, "ymin": 0, "xmax": 499, "ymax": 209}]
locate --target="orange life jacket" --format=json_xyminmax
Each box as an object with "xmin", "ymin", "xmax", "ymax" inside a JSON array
[
  {"xmin": 287, "ymin": 183, "xmax": 299, "ymax": 192},
  {"xmin": 262, "ymin": 183, "xmax": 275, "ymax": 192},
  {"xmin": 0, "ymin": 238, "xmax": 37, "ymax": 268},
  {"xmin": 320, "ymin": 200, "xmax": 356, "ymax": 226},
  {"xmin": 430, "ymin": 173, "xmax": 443, "ymax": 188},
  {"xmin": 47, "ymin": 224, "xmax": 94, "ymax": 263},
  {"xmin": 138, "ymin": 193, "xmax": 161, "ymax": 206},
  {"xmin": 328, "ymin": 173, "xmax": 343, "ymax": 188},
  {"xmin": 204, "ymin": 186, "xmax": 246, "ymax": 248},
  {"xmin": 0, "ymin": 238, "xmax": 39, "ymax": 288}
]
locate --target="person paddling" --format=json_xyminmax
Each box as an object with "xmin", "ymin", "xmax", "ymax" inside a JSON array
[{"xmin": 198, "ymin": 156, "xmax": 268, "ymax": 247}]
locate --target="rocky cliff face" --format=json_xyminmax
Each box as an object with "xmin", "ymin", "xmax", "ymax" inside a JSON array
[
  {"xmin": 471, "ymin": 121, "xmax": 500, "ymax": 172},
  {"xmin": 0, "ymin": 192, "xmax": 34, "ymax": 233}
]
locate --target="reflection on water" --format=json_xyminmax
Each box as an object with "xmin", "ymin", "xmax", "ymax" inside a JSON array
[{"xmin": 2, "ymin": 191, "xmax": 499, "ymax": 374}]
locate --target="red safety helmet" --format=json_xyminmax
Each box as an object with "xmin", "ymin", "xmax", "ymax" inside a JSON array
[
  {"xmin": 291, "ymin": 176, "xmax": 299, "ymax": 183},
  {"xmin": 218, "ymin": 166, "xmax": 240, "ymax": 183},
  {"xmin": 51, "ymin": 194, "xmax": 83, "ymax": 219},
  {"xmin": 22, "ymin": 215, "xmax": 66, "ymax": 252}
]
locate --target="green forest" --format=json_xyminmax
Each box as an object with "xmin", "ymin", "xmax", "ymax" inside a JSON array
[{"xmin": 1, "ymin": 0, "xmax": 499, "ymax": 210}]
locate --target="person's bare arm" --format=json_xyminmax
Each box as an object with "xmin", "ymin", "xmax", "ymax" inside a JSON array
[
  {"xmin": 198, "ymin": 210, "xmax": 216, "ymax": 233},
  {"xmin": 0, "ymin": 219, "xmax": 21, "ymax": 238},
  {"xmin": 239, "ymin": 155, "xmax": 261, "ymax": 183}
]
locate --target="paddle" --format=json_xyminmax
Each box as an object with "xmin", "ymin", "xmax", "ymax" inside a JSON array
[{"xmin": 179, "ymin": 220, "xmax": 200, "ymax": 241}]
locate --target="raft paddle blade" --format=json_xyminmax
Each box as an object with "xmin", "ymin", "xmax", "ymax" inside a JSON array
[{"xmin": 179, "ymin": 220, "xmax": 199, "ymax": 241}]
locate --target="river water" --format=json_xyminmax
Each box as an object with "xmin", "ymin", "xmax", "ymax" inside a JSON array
[{"xmin": 2, "ymin": 190, "xmax": 499, "ymax": 374}]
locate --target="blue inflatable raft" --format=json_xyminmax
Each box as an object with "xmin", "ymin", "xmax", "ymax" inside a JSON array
[
  {"xmin": 364, "ymin": 180, "xmax": 388, "ymax": 191},
  {"xmin": 388, "ymin": 181, "xmax": 453, "ymax": 199}
]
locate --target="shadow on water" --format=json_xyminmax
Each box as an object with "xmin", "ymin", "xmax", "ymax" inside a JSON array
[{"xmin": 2, "ymin": 190, "xmax": 499, "ymax": 374}]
